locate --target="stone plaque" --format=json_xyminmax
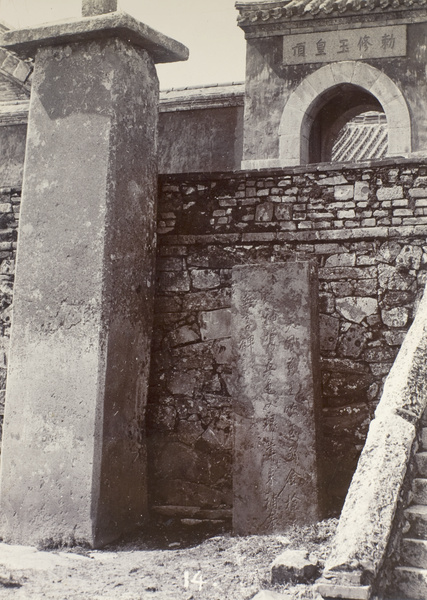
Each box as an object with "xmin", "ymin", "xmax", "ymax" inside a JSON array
[
  {"xmin": 283, "ymin": 25, "xmax": 406, "ymax": 65},
  {"xmin": 232, "ymin": 262, "xmax": 322, "ymax": 535}
]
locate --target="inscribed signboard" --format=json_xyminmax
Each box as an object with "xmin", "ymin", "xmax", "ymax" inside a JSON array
[{"xmin": 283, "ymin": 25, "xmax": 406, "ymax": 65}]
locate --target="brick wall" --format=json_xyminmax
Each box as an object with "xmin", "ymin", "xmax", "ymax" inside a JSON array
[{"xmin": 151, "ymin": 159, "xmax": 427, "ymax": 524}]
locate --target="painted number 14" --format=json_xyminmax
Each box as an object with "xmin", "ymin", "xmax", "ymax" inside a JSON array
[{"xmin": 184, "ymin": 570, "xmax": 204, "ymax": 591}]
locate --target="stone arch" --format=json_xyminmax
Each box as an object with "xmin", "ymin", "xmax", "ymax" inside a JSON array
[{"xmin": 279, "ymin": 61, "xmax": 411, "ymax": 166}]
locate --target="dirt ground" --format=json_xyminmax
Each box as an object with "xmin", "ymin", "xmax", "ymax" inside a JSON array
[{"xmin": 0, "ymin": 519, "xmax": 337, "ymax": 600}]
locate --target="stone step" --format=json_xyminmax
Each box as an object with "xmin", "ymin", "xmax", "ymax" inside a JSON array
[
  {"xmin": 413, "ymin": 478, "xmax": 427, "ymax": 505},
  {"xmin": 394, "ymin": 566, "xmax": 427, "ymax": 600},
  {"xmin": 401, "ymin": 538, "xmax": 427, "ymax": 569},
  {"xmin": 405, "ymin": 505, "xmax": 427, "ymax": 539},
  {"xmin": 415, "ymin": 452, "xmax": 427, "ymax": 477},
  {"xmin": 421, "ymin": 428, "xmax": 427, "ymax": 452}
]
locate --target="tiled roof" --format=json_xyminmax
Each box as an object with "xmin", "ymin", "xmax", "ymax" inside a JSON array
[
  {"xmin": 332, "ymin": 112, "xmax": 387, "ymax": 161},
  {"xmin": 236, "ymin": 0, "xmax": 426, "ymax": 23}
]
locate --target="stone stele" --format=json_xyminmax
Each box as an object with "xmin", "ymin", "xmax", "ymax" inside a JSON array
[{"xmin": 231, "ymin": 261, "xmax": 322, "ymax": 535}]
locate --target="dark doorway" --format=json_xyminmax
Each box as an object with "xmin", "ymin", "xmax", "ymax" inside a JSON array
[{"xmin": 308, "ymin": 83, "xmax": 387, "ymax": 163}]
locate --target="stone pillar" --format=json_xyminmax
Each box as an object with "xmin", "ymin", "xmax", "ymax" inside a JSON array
[
  {"xmin": 0, "ymin": 14, "xmax": 187, "ymax": 547},
  {"xmin": 232, "ymin": 261, "xmax": 322, "ymax": 535}
]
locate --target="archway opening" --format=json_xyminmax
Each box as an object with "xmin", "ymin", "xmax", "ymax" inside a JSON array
[{"xmin": 306, "ymin": 83, "xmax": 387, "ymax": 164}]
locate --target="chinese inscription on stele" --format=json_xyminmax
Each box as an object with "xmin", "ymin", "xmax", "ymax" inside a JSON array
[{"xmin": 283, "ymin": 25, "xmax": 406, "ymax": 65}]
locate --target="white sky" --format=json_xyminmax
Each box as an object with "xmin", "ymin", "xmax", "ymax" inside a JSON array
[{"xmin": 0, "ymin": 0, "xmax": 246, "ymax": 89}]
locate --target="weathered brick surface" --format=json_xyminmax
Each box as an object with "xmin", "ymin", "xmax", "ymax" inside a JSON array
[{"xmin": 153, "ymin": 162, "xmax": 427, "ymax": 517}]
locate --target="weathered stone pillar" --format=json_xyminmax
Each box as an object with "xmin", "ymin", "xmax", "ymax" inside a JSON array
[
  {"xmin": 232, "ymin": 261, "xmax": 322, "ymax": 535},
  {"xmin": 0, "ymin": 10, "xmax": 187, "ymax": 547}
]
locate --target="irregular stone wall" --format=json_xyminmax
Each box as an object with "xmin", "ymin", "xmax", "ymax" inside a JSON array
[
  {"xmin": 0, "ymin": 187, "xmax": 19, "ymax": 441},
  {"xmin": 151, "ymin": 159, "xmax": 427, "ymax": 523},
  {"xmin": 3, "ymin": 161, "xmax": 427, "ymax": 527}
]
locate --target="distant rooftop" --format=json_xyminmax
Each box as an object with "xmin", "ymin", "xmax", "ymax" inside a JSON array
[{"xmin": 160, "ymin": 82, "xmax": 245, "ymax": 112}]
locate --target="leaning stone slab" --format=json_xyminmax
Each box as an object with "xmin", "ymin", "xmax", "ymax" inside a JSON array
[
  {"xmin": 324, "ymin": 411, "xmax": 414, "ymax": 578},
  {"xmin": 271, "ymin": 549, "xmax": 319, "ymax": 584},
  {"xmin": 375, "ymin": 282, "xmax": 427, "ymax": 422},
  {"xmin": 318, "ymin": 284, "xmax": 427, "ymax": 599}
]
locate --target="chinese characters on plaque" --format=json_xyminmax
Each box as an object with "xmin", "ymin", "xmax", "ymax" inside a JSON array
[{"xmin": 283, "ymin": 25, "xmax": 406, "ymax": 65}]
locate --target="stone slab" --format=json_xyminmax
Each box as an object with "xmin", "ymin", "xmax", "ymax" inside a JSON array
[
  {"xmin": 231, "ymin": 261, "xmax": 321, "ymax": 535},
  {"xmin": 0, "ymin": 37, "xmax": 159, "ymax": 548},
  {"xmin": 252, "ymin": 590, "xmax": 289, "ymax": 600},
  {"xmin": 375, "ymin": 283, "xmax": 427, "ymax": 422},
  {"xmin": 251, "ymin": 591, "xmax": 290, "ymax": 600},
  {"xmin": 315, "ymin": 581, "xmax": 371, "ymax": 600},
  {"xmin": 0, "ymin": 11, "xmax": 189, "ymax": 63},
  {"xmin": 325, "ymin": 412, "xmax": 415, "ymax": 577}
]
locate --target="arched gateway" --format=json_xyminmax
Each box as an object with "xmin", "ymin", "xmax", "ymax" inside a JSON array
[
  {"xmin": 238, "ymin": 0, "xmax": 426, "ymax": 170},
  {"xmin": 278, "ymin": 61, "xmax": 411, "ymax": 165}
]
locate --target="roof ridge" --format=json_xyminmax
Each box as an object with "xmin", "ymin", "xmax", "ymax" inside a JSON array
[
  {"xmin": 160, "ymin": 81, "xmax": 245, "ymax": 93},
  {"xmin": 237, "ymin": 0, "xmax": 427, "ymax": 23}
]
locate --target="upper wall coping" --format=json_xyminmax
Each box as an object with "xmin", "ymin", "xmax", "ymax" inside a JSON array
[
  {"xmin": 0, "ymin": 11, "xmax": 189, "ymax": 64},
  {"xmin": 159, "ymin": 82, "xmax": 245, "ymax": 112},
  {"xmin": 159, "ymin": 156, "xmax": 427, "ymax": 181}
]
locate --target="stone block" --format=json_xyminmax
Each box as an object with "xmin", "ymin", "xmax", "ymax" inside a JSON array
[
  {"xmin": 401, "ymin": 538, "xmax": 427, "ymax": 568},
  {"xmin": 232, "ymin": 262, "xmax": 321, "ymax": 535},
  {"xmin": 212, "ymin": 338, "xmax": 232, "ymax": 364},
  {"xmin": 334, "ymin": 185, "xmax": 354, "ymax": 200},
  {"xmin": 354, "ymin": 181, "xmax": 370, "ymax": 201},
  {"xmin": 271, "ymin": 550, "xmax": 319, "ymax": 584},
  {"xmin": 396, "ymin": 245, "xmax": 423, "ymax": 271},
  {"xmin": 394, "ymin": 566, "xmax": 427, "ymax": 600},
  {"xmin": 377, "ymin": 186, "xmax": 404, "ymax": 201},
  {"xmin": 320, "ymin": 314, "xmax": 340, "ymax": 352},
  {"xmin": 275, "ymin": 204, "xmax": 292, "ymax": 221},
  {"xmin": 158, "ymin": 270, "xmax": 190, "ymax": 292},
  {"xmin": 405, "ymin": 505, "xmax": 427, "ymax": 538},
  {"xmin": 315, "ymin": 579, "xmax": 371, "ymax": 600},
  {"xmin": 190, "ymin": 269, "xmax": 220, "ymax": 290},
  {"xmin": 169, "ymin": 325, "xmax": 199, "ymax": 347},
  {"xmin": 378, "ymin": 263, "xmax": 415, "ymax": 291},
  {"xmin": 325, "ymin": 253, "xmax": 356, "ymax": 267},
  {"xmin": 378, "ymin": 241, "xmax": 402, "ymax": 263},
  {"xmin": 338, "ymin": 324, "xmax": 370, "ymax": 358},
  {"xmin": 336, "ymin": 297, "xmax": 377, "ymax": 324},
  {"xmin": 255, "ymin": 201, "xmax": 274, "ymax": 222},
  {"xmin": 381, "ymin": 306, "xmax": 409, "ymax": 328},
  {"xmin": 415, "ymin": 453, "xmax": 427, "ymax": 477},
  {"xmin": 200, "ymin": 308, "xmax": 231, "ymax": 341}
]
